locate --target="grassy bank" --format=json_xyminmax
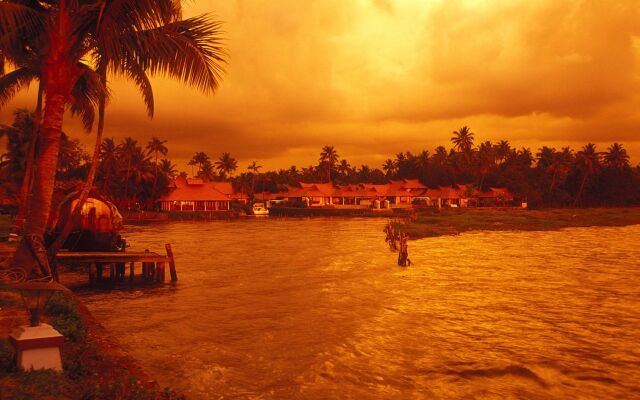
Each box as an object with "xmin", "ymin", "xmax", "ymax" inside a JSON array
[
  {"xmin": 0, "ymin": 286, "xmax": 183, "ymax": 400},
  {"xmin": 398, "ymin": 207, "xmax": 640, "ymax": 239}
]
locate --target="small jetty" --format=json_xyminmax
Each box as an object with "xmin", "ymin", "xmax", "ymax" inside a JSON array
[{"xmin": 54, "ymin": 243, "xmax": 178, "ymax": 286}]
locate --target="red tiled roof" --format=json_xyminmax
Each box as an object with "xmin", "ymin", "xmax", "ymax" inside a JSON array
[
  {"xmin": 423, "ymin": 188, "xmax": 442, "ymax": 198},
  {"xmin": 438, "ymin": 186, "xmax": 462, "ymax": 199},
  {"xmin": 399, "ymin": 179, "xmax": 427, "ymax": 189},
  {"xmin": 289, "ymin": 182, "xmax": 337, "ymax": 198},
  {"xmin": 160, "ymin": 179, "xmax": 240, "ymax": 201},
  {"xmin": 387, "ymin": 180, "xmax": 426, "ymax": 197}
]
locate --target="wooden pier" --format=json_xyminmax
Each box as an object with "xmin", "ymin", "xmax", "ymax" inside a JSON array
[{"xmin": 53, "ymin": 244, "xmax": 178, "ymax": 286}]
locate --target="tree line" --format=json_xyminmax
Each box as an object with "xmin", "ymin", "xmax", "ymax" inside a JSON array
[{"xmin": 5, "ymin": 113, "xmax": 637, "ymax": 210}]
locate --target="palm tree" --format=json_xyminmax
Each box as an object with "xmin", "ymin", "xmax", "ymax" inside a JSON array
[
  {"xmin": 604, "ymin": 143, "xmax": 630, "ymax": 170},
  {"xmin": 548, "ymin": 147, "xmax": 574, "ymax": 191},
  {"xmin": 98, "ymin": 137, "xmax": 120, "ymax": 192},
  {"xmin": 319, "ymin": 145, "xmax": 339, "ymax": 182},
  {"xmin": 536, "ymin": 146, "xmax": 556, "ymax": 169},
  {"xmin": 382, "ymin": 159, "xmax": 396, "ymax": 178},
  {"xmin": 495, "ymin": 140, "xmax": 511, "ymax": 165},
  {"xmin": 573, "ymin": 143, "xmax": 601, "ymax": 206},
  {"xmin": 159, "ymin": 159, "xmax": 178, "ymax": 180},
  {"xmin": 476, "ymin": 141, "xmax": 494, "ymax": 189},
  {"xmin": 3, "ymin": 1, "xmax": 227, "ymax": 279},
  {"xmin": 451, "ymin": 126, "xmax": 475, "ymax": 167},
  {"xmin": 118, "ymin": 138, "xmax": 141, "ymax": 208},
  {"xmin": 337, "ymin": 159, "xmax": 352, "ymax": 180},
  {"xmin": 247, "ymin": 160, "xmax": 262, "ymax": 195},
  {"xmin": 188, "ymin": 152, "xmax": 211, "ymax": 177},
  {"xmin": 146, "ymin": 137, "xmax": 168, "ymax": 165},
  {"xmin": 198, "ymin": 159, "xmax": 217, "ymax": 181},
  {"xmin": 1, "ymin": 55, "xmax": 104, "ymax": 239},
  {"xmin": 146, "ymin": 136, "xmax": 168, "ymax": 200},
  {"xmin": 415, "ymin": 150, "xmax": 430, "ymax": 180},
  {"xmin": 215, "ymin": 152, "xmax": 238, "ymax": 179}
]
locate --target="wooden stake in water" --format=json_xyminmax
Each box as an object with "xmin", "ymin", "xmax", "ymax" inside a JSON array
[{"xmin": 166, "ymin": 243, "xmax": 178, "ymax": 282}]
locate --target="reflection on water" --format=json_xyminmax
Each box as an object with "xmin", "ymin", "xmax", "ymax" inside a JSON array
[{"xmin": 78, "ymin": 219, "xmax": 640, "ymax": 399}]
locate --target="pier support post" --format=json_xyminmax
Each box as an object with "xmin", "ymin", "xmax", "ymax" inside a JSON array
[
  {"xmin": 89, "ymin": 263, "xmax": 96, "ymax": 286},
  {"xmin": 166, "ymin": 244, "xmax": 178, "ymax": 282},
  {"xmin": 129, "ymin": 262, "xmax": 135, "ymax": 283}
]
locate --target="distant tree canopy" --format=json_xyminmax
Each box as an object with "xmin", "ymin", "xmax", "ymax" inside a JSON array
[{"xmin": 2, "ymin": 116, "xmax": 639, "ymax": 210}]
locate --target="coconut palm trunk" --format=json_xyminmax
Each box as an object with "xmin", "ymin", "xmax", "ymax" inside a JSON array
[
  {"xmin": 573, "ymin": 173, "xmax": 589, "ymax": 207},
  {"xmin": 11, "ymin": 85, "xmax": 43, "ymax": 237},
  {"xmin": 47, "ymin": 73, "xmax": 107, "ymax": 262},
  {"xmin": 11, "ymin": 91, "xmax": 69, "ymax": 278}
]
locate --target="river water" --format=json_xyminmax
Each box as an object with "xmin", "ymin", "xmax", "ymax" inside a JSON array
[{"xmin": 77, "ymin": 219, "xmax": 640, "ymax": 399}]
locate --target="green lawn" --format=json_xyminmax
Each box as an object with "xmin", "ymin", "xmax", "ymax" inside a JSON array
[{"xmin": 400, "ymin": 207, "xmax": 640, "ymax": 239}]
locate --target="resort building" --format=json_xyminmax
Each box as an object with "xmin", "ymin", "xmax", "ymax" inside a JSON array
[
  {"xmin": 278, "ymin": 181, "xmax": 516, "ymax": 209},
  {"xmin": 158, "ymin": 177, "xmax": 247, "ymax": 211},
  {"xmin": 160, "ymin": 177, "xmax": 516, "ymax": 212},
  {"xmin": 283, "ymin": 183, "xmax": 337, "ymax": 206},
  {"xmin": 386, "ymin": 179, "xmax": 428, "ymax": 206}
]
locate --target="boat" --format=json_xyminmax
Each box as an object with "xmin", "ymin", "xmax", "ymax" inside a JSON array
[
  {"xmin": 47, "ymin": 190, "xmax": 126, "ymax": 251},
  {"xmin": 252, "ymin": 202, "xmax": 269, "ymax": 216}
]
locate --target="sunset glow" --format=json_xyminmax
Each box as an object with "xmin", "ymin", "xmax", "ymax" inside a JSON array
[{"xmin": 2, "ymin": 0, "xmax": 639, "ymax": 170}]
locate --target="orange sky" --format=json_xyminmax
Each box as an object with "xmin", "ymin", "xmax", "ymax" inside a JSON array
[{"xmin": 2, "ymin": 0, "xmax": 640, "ymax": 172}]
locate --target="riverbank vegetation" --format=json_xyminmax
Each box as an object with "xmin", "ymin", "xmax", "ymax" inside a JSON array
[
  {"xmin": 398, "ymin": 207, "xmax": 640, "ymax": 239},
  {"xmin": 0, "ymin": 285, "xmax": 183, "ymax": 399},
  {"xmin": 3, "ymin": 123, "xmax": 639, "ymax": 213}
]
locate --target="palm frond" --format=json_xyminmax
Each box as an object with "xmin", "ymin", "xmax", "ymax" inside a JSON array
[
  {"xmin": 0, "ymin": 3, "xmax": 46, "ymax": 55},
  {"xmin": 92, "ymin": 0, "xmax": 180, "ymax": 64},
  {"xmin": 0, "ymin": 66, "xmax": 36, "ymax": 107},
  {"xmin": 69, "ymin": 63, "xmax": 109, "ymax": 132},
  {"xmin": 123, "ymin": 58, "xmax": 154, "ymax": 117},
  {"xmin": 120, "ymin": 15, "xmax": 227, "ymax": 95}
]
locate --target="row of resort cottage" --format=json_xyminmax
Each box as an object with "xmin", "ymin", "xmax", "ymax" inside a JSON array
[{"xmin": 157, "ymin": 177, "xmax": 519, "ymax": 212}]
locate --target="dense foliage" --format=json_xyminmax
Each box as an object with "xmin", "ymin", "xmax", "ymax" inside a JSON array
[{"xmin": 2, "ymin": 117, "xmax": 639, "ymax": 209}]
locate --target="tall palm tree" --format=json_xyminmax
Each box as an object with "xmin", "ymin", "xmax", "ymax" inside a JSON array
[
  {"xmin": 475, "ymin": 141, "xmax": 494, "ymax": 189},
  {"xmin": 536, "ymin": 146, "xmax": 556, "ymax": 169},
  {"xmin": 382, "ymin": 159, "xmax": 396, "ymax": 178},
  {"xmin": 159, "ymin": 159, "xmax": 178, "ymax": 180},
  {"xmin": 604, "ymin": 143, "xmax": 630, "ymax": 170},
  {"xmin": 188, "ymin": 152, "xmax": 211, "ymax": 177},
  {"xmin": 3, "ymin": 1, "xmax": 227, "ymax": 279},
  {"xmin": 337, "ymin": 159, "xmax": 351, "ymax": 179},
  {"xmin": 247, "ymin": 161, "xmax": 262, "ymax": 195},
  {"xmin": 451, "ymin": 126, "xmax": 475, "ymax": 167},
  {"xmin": 198, "ymin": 159, "xmax": 216, "ymax": 181},
  {"xmin": 573, "ymin": 143, "xmax": 601, "ymax": 206},
  {"xmin": 98, "ymin": 137, "xmax": 120, "ymax": 192},
  {"xmin": 118, "ymin": 137, "xmax": 141, "ymax": 208},
  {"xmin": 1, "ymin": 55, "xmax": 104, "ymax": 239},
  {"xmin": 548, "ymin": 147, "xmax": 574, "ymax": 191},
  {"xmin": 146, "ymin": 137, "xmax": 168, "ymax": 165},
  {"xmin": 215, "ymin": 152, "xmax": 237, "ymax": 179},
  {"xmin": 415, "ymin": 150, "xmax": 430, "ymax": 180},
  {"xmin": 146, "ymin": 136, "xmax": 168, "ymax": 200},
  {"xmin": 319, "ymin": 145, "xmax": 339, "ymax": 182},
  {"xmin": 495, "ymin": 140, "xmax": 511, "ymax": 165}
]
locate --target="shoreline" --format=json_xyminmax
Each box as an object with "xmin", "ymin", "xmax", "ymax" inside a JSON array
[
  {"xmin": 0, "ymin": 284, "xmax": 183, "ymax": 399},
  {"xmin": 397, "ymin": 207, "xmax": 640, "ymax": 240}
]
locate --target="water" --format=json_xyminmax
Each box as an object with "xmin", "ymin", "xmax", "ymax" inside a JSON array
[{"xmin": 77, "ymin": 219, "xmax": 640, "ymax": 399}]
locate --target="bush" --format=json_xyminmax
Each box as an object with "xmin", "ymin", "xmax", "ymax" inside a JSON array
[
  {"xmin": 46, "ymin": 292, "xmax": 87, "ymax": 343},
  {"xmin": 0, "ymin": 338, "xmax": 17, "ymax": 374}
]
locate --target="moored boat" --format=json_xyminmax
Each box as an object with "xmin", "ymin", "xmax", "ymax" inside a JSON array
[{"xmin": 252, "ymin": 202, "xmax": 269, "ymax": 216}]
